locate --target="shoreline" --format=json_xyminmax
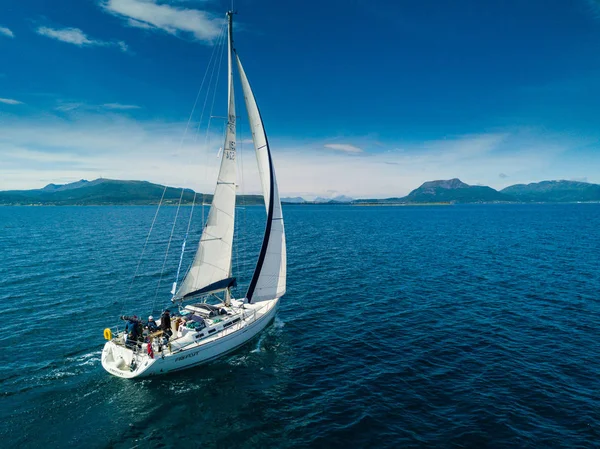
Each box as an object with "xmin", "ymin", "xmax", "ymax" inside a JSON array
[{"xmin": 2, "ymin": 201, "xmax": 600, "ymax": 207}]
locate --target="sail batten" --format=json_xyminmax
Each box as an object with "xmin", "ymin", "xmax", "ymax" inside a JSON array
[
  {"xmin": 174, "ymin": 13, "xmax": 237, "ymax": 301},
  {"xmin": 236, "ymin": 54, "xmax": 287, "ymax": 303}
]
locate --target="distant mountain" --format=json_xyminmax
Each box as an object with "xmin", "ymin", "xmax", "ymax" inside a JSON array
[
  {"xmin": 313, "ymin": 195, "xmax": 354, "ymax": 204},
  {"xmin": 0, "ymin": 179, "xmax": 265, "ymax": 206},
  {"xmin": 330, "ymin": 195, "xmax": 354, "ymax": 203},
  {"xmin": 500, "ymin": 180, "xmax": 600, "ymax": 202},
  {"xmin": 281, "ymin": 197, "xmax": 307, "ymax": 203},
  {"xmin": 41, "ymin": 179, "xmax": 105, "ymax": 192},
  {"xmin": 4, "ymin": 178, "xmax": 599, "ymax": 206},
  {"xmin": 401, "ymin": 178, "xmax": 512, "ymax": 203}
]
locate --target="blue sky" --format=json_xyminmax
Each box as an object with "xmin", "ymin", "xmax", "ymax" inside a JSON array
[{"xmin": 1, "ymin": 0, "xmax": 599, "ymax": 198}]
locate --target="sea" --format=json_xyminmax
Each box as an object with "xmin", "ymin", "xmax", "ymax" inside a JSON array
[{"xmin": 0, "ymin": 204, "xmax": 599, "ymax": 448}]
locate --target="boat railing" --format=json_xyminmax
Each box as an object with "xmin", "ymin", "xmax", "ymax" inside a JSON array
[
  {"xmin": 107, "ymin": 301, "xmax": 271, "ymax": 357},
  {"xmin": 106, "ymin": 325, "xmax": 125, "ymax": 345},
  {"xmin": 168, "ymin": 301, "xmax": 270, "ymax": 353}
]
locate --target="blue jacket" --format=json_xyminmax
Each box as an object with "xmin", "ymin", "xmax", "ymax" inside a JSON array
[{"xmin": 126, "ymin": 320, "xmax": 138, "ymax": 337}]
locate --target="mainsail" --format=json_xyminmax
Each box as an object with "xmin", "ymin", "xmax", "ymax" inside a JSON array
[
  {"xmin": 236, "ymin": 55, "xmax": 287, "ymax": 303},
  {"xmin": 174, "ymin": 15, "xmax": 237, "ymax": 300}
]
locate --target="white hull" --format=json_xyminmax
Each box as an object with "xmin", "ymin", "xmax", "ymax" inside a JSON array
[{"xmin": 101, "ymin": 298, "xmax": 279, "ymax": 379}]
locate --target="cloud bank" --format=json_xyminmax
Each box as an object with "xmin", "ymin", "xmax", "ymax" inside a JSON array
[
  {"xmin": 324, "ymin": 143, "xmax": 363, "ymax": 154},
  {"xmin": 0, "ymin": 110, "xmax": 598, "ymax": 197},
  {"xmin": 102, "ymin": 103, "xmax": 141, "ymax": 110}
]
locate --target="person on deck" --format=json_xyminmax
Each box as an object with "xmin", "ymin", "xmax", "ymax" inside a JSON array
[
  {"xmin": 160, "ymin": 310, "xmax": 172, "ymax": 338},
  {"xmin": 125, "ymin": 316, "xmax": 139, "ymax": 349},
  {"xmin": 147, "ymin": 316, "xmax": 159, "ymax": 332}
]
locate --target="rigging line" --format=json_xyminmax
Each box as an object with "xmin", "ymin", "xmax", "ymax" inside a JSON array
[
  {"xmin": 193, "ymin": 22, "xmax": 227, "ymax": 144},
  {"xmin": 179, "ymin": 23, "xmax": 226, "ymax": 152},
  {"xmin": 195, "ymin": 23, "xmax": 227, "ymax": 237},
  {"xmin": 204, "ymin": 28, "xmax": 228, "ymax": 153},
  {"xmin": 179, "ymin": 25, "xmax": 226, "ymax": 236},
  {"xmin": 199, "ymin": 28, "xmax": 228, "ymax": 232},
  {"xmin": 119, "ymin": 185, "xmax": 168, "ymax": 317},
  {"xmin": 152, "ymin": 190, "xmax": 185, "ymax": 311},
  {"xmin": 125, "ymin": 24, "xmax": 226, "ymax": 317},
  {"xmin": 175, "ymin": 23, "xmax": 227, "ymax": 291},
  {"xmin": 177, "ymin": 22, "xmax": 226, "ymax": 216},
  {"xmin": 182, "ymin": 22, "xmax": 226, "ymax": 194},
  {"xmin": 162, "ymin": 25, "xmax": 226, "ymax": 310},
  {"xmin": 176, "ymin": 20, "xmax": 228, "ymax": 300}
]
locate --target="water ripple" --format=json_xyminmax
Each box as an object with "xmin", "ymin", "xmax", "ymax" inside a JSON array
[{"xmin": 0, "ymin": 204, "xmax": 599, "ymax": 448}]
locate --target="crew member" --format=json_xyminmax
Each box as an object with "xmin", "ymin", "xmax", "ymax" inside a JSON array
[
  {"xmin": 147, "ymin": 315, "xmax": 159, "ymax": 332},
  {"xmin": 160, "ymin": 309, "xmax": 172, "ymax": 338}
]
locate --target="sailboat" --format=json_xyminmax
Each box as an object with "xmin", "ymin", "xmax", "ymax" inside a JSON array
[{"xmin": 101, "ymin": 11, "xmax": 286, "ymax": 378}]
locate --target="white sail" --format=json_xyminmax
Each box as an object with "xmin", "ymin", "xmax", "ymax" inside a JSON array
[
  {"xmin": 175, "ymin": 18, "xmax": 237, "ymax": 300},
  {"xmin": 236, "ymin": 54, "xmax": 286, "ymax": 303}
]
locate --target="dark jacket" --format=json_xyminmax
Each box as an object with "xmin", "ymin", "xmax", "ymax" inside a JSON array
[
  {"xmin": 160, "ymin": 312, "xmax": 171, "ymax": 332},
  {"xmin": 147, "ymin": 320, "xmax": 159, "ymax": 332}
]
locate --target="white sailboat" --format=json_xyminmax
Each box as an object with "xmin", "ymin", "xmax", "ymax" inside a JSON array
[{"xmin": 101, "ymin": 11, "xmax": 286, "ymax": 379}]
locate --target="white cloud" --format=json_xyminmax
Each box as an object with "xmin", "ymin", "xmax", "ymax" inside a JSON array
[
  {"xmin": 54, "ymin": 102, "xmax": 141, "ymax": 111},
  {"xmin": 0, "ymin": 111, "xmax": 598, "ymax": 197},
  {"xmin": 273, "ymin": 131, "xmax": 599, "ymax": 198},
  {"xmin": 0, "ymin": 112, "xmax": 228, "ymax": 192},
  {"xmin": 102, "ymin": 103, "xmax": 141, "ymax": 110},
  {"xmin": 55, "ymin": 102, "xmax": 84, "ymax": 112},
  {"xmin": 36, "ymin": 26, "xmax": 128, "ymax": 52},
  {"xmin": 101, "ymin": 0, "xmax": 223, "ymax": 42},
  {"xmin": 127, "ymin": 18, "xmax": 154, "ymax": 29},
  {"xmin": 324, "ymin": 143, "xmax": 363, "ymax": 154},
  {"xmin": 37, "ymin": 26, "xmax": 94, "ymax": 45},
  {"xmin": 0, "ymin": 26, "xmax": 14, "ymax": 38},
  {"xmin": 0, "ymin": 98, "xmax": 23, "ymax": 105}
]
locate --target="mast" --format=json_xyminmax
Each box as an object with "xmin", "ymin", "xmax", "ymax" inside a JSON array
[
  {"xmin": 224, "ymin": 10, "xmax": 234, "ymax": 307},
  {"xmin": 226, "ymin": 11, "xmax": 234, "ymax": 110},
  {"xmin": 173, "ymin": 11, "xmax": 237, "ymax": 303}
]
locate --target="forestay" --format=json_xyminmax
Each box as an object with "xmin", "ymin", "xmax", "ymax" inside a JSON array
[
  {"xmin": 236, "ymin": 55, "xmax": 287, "ymax": 303},
  {"xmin": 174, "ymin": 23, "xmax": 237, "ymax": 301}
]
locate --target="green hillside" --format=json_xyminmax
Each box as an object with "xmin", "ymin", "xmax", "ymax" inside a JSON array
[
  {"xmin": 500, "ymin": 180, "xmax": 600, "ymax": 202},
  {"xmin": 0, "ymin": 179, "xmax": 264, "ymax": 206}
]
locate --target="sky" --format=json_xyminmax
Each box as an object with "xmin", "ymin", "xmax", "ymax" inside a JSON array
[{"xmin": 1, "ymin": 0, "xmax": 600, "ymax": 198}]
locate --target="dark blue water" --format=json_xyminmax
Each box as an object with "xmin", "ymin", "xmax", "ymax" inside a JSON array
[{"xmin": 1, "ymin": 204, "xmax": 599, "ymax": 448}]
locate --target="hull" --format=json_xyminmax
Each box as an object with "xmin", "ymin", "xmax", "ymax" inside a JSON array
[{"xmin": 102, "ymin": 298, "xmax": 279, "ymax": 378}]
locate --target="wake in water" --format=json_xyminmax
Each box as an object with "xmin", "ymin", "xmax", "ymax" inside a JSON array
[
  {"xmin": 273, "ymin": 316, "xmax": 285, "ymax": 329},
  {"xmin": 251, "ymin": 316, "xmax": 286, "ymax": 353},
  {"xmin": 65, "ymin": 351, "xmax": 101, "ymax": 367},
  {"xmin": 250, "ymin": 333, "xmax": 267, "ymax": 354}
]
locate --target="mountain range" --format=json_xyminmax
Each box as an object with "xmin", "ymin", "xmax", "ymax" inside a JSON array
[
  {"xmin": 0, "ymin": 179, "xmax": 263, "ymax": 206},
  {"xmin": 1, "ymin": 178, "xmax": 599, "ymax": 205},
  {"xmin": 355, "ymin": 179, "xmax": 600, "ymax": 204}
]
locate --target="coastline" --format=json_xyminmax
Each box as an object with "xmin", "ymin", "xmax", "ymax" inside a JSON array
[{"xmin": 2, "ymin": 201, "xmax": 599, "ymax": 207}]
